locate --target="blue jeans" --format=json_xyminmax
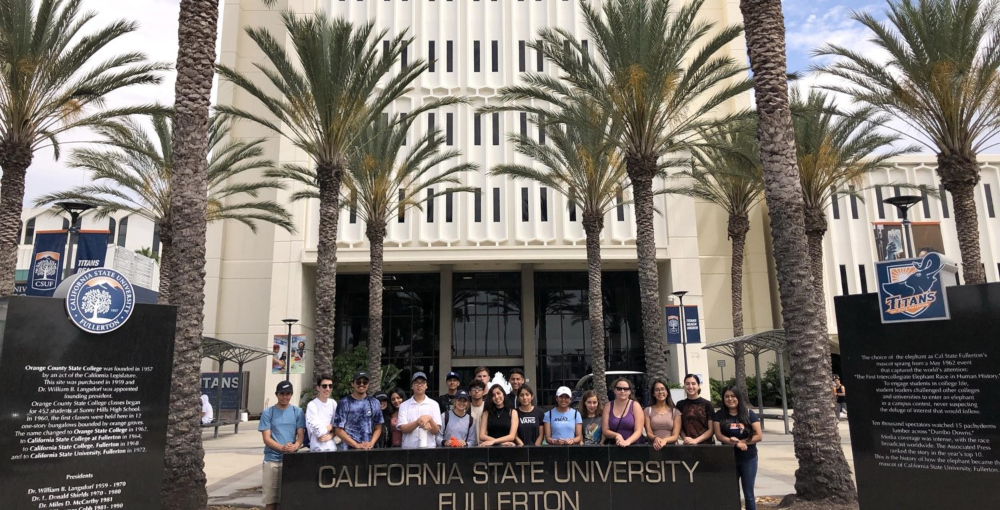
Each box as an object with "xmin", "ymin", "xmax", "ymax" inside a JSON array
[{"xmin": 736, "ymin": 455, "xmax": 758, "ymax": 510}]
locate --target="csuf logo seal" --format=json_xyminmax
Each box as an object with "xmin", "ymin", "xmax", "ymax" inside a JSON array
[{"xmin": 66, "ymin": 268, "xmax": 136, "ymax": 334}]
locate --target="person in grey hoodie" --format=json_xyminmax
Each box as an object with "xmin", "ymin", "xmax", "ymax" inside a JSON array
[{"xmin": 438, "ymin": 390, "xmax": 477, "ymax": 447}]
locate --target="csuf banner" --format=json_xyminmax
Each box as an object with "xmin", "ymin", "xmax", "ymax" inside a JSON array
[
  {"xmin": 74, "ymin": 230, "xmax": 110, "ymax": 272},
  {"xmin": 665, "ymin": 305, "xmax": 701, "ymax": 344},
  {"xmin": 26, "ymin": 230, "xmax": 68, "ymax": 296}
]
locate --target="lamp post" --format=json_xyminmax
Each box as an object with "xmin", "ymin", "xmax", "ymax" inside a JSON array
[
  {"xmin": 883, "ymin": 195, "xmax": 923, "ymax": 259},
  {"xmin": 54, "ymin": 202, "xmax": 94, "ymax": 278},
  {"xmin": 282, "ymin": 318, "xmax": 298, "ymax": 382},
  {"xmin": 671, "ymin": 290, "xmax": 689, "ymax": 377}
]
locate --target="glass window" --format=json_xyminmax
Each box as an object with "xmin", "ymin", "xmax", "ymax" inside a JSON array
[{"xmin": 452, "ymin": 272, "xmax": 522, "ymax": 357}]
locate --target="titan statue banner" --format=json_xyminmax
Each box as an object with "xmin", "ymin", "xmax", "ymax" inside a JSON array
[
  {"xmin": 73, "ymin": 231, "xmax": 110, "ymax": 273},
  {"xmin": 26, "ymin": 230, "xmax": 68, "ymax": 296}
]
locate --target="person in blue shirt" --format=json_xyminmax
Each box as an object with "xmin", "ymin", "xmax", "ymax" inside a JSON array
[
  {"xmin": 334, "ymin": 371, "xmax": 384, "ymax": 450},
  {"xmin": 259, "ymin": 380, "xmax": 305, "ymax": 510},
  {"xmin": 544, "ymin": 386, "xmax": 583, "ymax": 445}
]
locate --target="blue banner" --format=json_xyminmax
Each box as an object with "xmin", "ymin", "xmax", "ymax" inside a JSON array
[
  {"xmin": 74, "ymin": 231, "xmax": 110, "ymax": 272},
  {"xmin": 26, "ymin": 231, "xmax": 68, "ymax": 296},
  {"xmin": 200, "ymin": 372, "xmax": 245, "ymax": 410},
  {"xmin": 876, "ymin": 252, "xmax": 955, "ymax": 323},
  {"xmin": 665, "ymin": 305, "xmax": 701, "ymax": 344}
]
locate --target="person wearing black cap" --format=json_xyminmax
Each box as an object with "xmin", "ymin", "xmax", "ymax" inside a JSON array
[
  {"xmin": 397, "ymin": 372, "xmax": 442, "ymax": 448},
  {"xmin": 373, "ymin": 391, "xmax": 390, "ymax": 448},
  {"xmin": 333, "ymin": 372, "xmax": 383, "ymax": 450},
  {"xmin": 439, "ymin": 390, "xmax": 477, "ymax": 447},
  {"xmin": 437, "ymin": 371, "xmax": 462, "ymax": 413},
  {"xmin": 259, "ymin": 381, "xmax": 304, "ymax": 510}
]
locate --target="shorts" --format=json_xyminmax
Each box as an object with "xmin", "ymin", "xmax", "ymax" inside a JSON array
[{"xmin": 262, "ymin": 461, "xmax": 282, "ymax": 505}]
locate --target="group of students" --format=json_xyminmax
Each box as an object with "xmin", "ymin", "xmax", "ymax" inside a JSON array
[{"xmin": 258, "ymin": 369, "xmax": 763, "ymax": 510}]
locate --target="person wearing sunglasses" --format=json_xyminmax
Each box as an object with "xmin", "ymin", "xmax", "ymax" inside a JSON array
[
  {"xmin": 397, "ymin": 372, "xmax": 442, "ymax": 448},
  {"xmin": 602, "ymin": 377, "xmax": 645, "ymax": 447},
  {"xmin": 306, "ymin": 374, "xmax": 339, "ymax": 452},
  {"xmin": 334, "ymin": 372, "xmax": 383, "ymax": 450}
]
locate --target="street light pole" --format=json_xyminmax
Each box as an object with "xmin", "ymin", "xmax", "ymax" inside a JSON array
[
  {"xmin": 54, "ymin": 202, "xmax": 94, "ymax": 279},
  {"xmin": 671, "ymin": 290, "xmax": 689, "ymax": 377},
  {"xmin": 883, "ymin": 195, "xmax": 923, "ymax": 259},
  {"xmin": 282, "ymin": 318, "xmax": 298, "ymax": 382}
]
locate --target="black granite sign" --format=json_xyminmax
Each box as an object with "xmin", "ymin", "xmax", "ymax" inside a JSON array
[
  {"xmin": 280, "ymin": 445, "xmax": 740, "ymax": 509},
  {"xmin": 0, "ymin": 296, "xmax": 176, "ymax": 510},
  {"xmin": 835, "ymin": 283, "xmax": 1000, "ymax": 509}
]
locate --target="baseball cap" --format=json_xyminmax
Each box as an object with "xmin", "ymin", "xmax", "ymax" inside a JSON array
[
  {"xmin": 446, "ymin": 371, "xmax": 461, "ymax": 381},
  {"xmin": 353, "ymin": 371, "xmax": 370, "ymax": 382},
  {"xmin": 374, "ymin": 392, "xmax": 388, "ymax": 401},
  {"xmin": 556, "ymin": 386, "xmax": 572, "ymax": 398},
  {"xmin": 275, "ymin": 381, "xmax": 293, "ymax": 394},
  {"xmin": 454, "ymin": 390, "xmax": 470, "ymax": 401},
  {"xmin": 411, "ymin": 371, "xmax": 428, "ymax": 382}
]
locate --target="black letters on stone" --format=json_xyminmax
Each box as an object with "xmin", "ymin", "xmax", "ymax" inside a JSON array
[{"xmin": 0, "ymin": 297, "xmax": 175, "ymax": 510}]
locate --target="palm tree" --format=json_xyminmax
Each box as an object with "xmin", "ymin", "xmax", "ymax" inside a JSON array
[
  {"xmin": 491, "ymin": 101, "xmax": 626, "ymax": 405},
  {"xmin": 485, "ymin": 0, "xmax": 749, "ymax": 383},
  {"xmin": 0, "ymin": 0, "xmax": 169, "ymax": 296},
  {"xmin": 33, "ymin": 112, "xmax": 296, "ymax": 304},
  {"xmin": 739, "ymin": 0, "xmax": 858, "ymax": 503},
  {"xmin": 161, "ymin": 1, "xmax": 273, "ymax": 506},
  {"xmin": 668, "ymin": 120, "xmax": 764, "ymax": 400},
  {"xmin": 815, "ymin": 0, "xmax": 1000, "ymax": 285},
  {"xmin": 791, "ymin": 90, "xmax": 911, "ymax": 336},
  {"xmin": 216, "ymin": 10, "xmax": 459, "ymax": 375}
]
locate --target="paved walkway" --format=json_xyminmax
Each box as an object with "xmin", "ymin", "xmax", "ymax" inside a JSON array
[{"xmin": 204, "ymin": 412, "xmax": 854, "ymax": 508}]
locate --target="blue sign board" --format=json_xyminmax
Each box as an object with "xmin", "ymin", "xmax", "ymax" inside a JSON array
[
  {"xmin": 74, "ymin": 231, "xmax": 110, "ymax": 272},
  {"xmin": 665, "ymin": 305, "xmax": 700, "ymax": 344},
  {"xmin": 200, "ymin": 372, "xmax": 245, "ymax": 410},
  {"xmin": 875, "ymin": 252, "xmax": 956, "ymax": 324},
  {"xmin": 26, "ymin": 231, "xmax": 67, "ymax": 296}
]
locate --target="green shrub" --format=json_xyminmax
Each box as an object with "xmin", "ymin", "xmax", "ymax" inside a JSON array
[
  {"xmin": 299, "ymin": 345, "xmax": 402, "ymax": 409},
  {"xmin": 708, "ymin": 363, "xmax": 793, "ymax": 408}
]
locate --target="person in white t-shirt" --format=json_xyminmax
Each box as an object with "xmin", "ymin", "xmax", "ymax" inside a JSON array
[
  {"xmin": 305, "ymin": 374, "xmax": 338, "ymax": 452},
  {"xmin": 396, "ymin": 372, "xmax": 441, "ymax": 448}
]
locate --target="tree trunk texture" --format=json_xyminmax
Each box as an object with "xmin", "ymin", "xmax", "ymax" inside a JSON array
[
  {"xmin": 740, "ymin": 0, "xmax": 858, "ymax": 503},
  {"xmin": 804, "ymin": 207, "xmax": 832, "ymax": 365},
  {"xmin": 728, "ymin": 213, "xmax": 749, "ymax": 401},
  {"xmin": 313, "ymin": 163, "xmax": 343, "ymax": 375},
  {"xmin": 583, "ymin": 212, "xmax": 609, "ymax": 406},
  {"xmin": 160, "ymin": 0, "xmax": 216, "ymax": 507},
  {"xmin": 937, "ymin": 152, "xmax": 985, "ymax": 285},
  {"xmin": 624, "ymin": 162, "xmax": 668, "ymax": 384},
  {"xmin": 157, "ymin": 222, "xmax": 173, "ymax": 305},
  {"xmin": 0, "ymin": 142, "xmax": 31, "ymax": 297},
  {"xmin": 366, "ymin": 221, "xmax": 387, "ymax": 393}
]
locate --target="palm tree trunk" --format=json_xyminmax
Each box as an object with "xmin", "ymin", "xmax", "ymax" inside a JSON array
[
  {"xmin": 313, "ymin": 163, "xmax": 343, "ymax": 375},
  {"xmin": 160, "ymin": 0, "xmax": 217, "ymax": 507},
  {"xmin": 625, "ymin": 165, "xmax": 668, "ymax": 383},
  {"xmin": 0, "ymin": 142, "xmax": 31, "ymax": 297},
  {"xmin": 157, "ymin": 223, "xmax": 173, "ymax": 305},
  {"xmin": 740, "ymin": 0, "xmax": 857, "ymax": 503},
  {"xmin": 366, "ymin": 221, "xmax": 387, "ymax": 393},
  {"xmin": 937, "ymin": 152, "xmax": 986, "ymax": 285},
  {"xmin": 583, "ymin": 211, "xmax": 609, "ymax": 406},
  {"xmin": 728, "ymin": 213, "xmax": 749, "ymax": 400},
  {"xmin": 804, "ymin": 207, "xmax": 832, "ymax": 365}
]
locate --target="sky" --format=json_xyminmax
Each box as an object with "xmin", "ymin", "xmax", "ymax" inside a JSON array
[{"xmin": 22, "ymin": 0, "xmax": 892, "ymax": 204}]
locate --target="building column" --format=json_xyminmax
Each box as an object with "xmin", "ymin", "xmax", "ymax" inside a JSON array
[
  {"xmin": 439, "ymin": 266, "xmax": 453, "ymax": 390},
  {"xmin": 521, "ymin": 264, "xmax": 537, "ymax": 387}
]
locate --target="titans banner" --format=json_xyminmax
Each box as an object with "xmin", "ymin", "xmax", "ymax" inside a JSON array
[
  {"xmin": 26, "ymin": 230, "xmax": 68, "ymax": 296},
  {"xmin": 875, "ymin": 252, "xmax": 958, "ymax": 323},
  {"xmin": 74, "ymin": 230, "xmax": 110, "ymax": 272}
]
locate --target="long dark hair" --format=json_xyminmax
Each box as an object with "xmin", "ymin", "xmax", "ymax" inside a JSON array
[
  {"xmin": 578, "ymin": 390, "xmax": 600, "ymax": 418},
  {"xmin": 650, "ymin": 379, "xmax": 675, "ymax": 409},
  {"xmin": 516, "ymin": 383, "xmax": 535, "ymax": 409},
  {"xmin": 485, "ymin": 384, "xmax": 508, "ymax": 412},
  {"xmin": 387, "ymin": 387, "xmax": 407, "ymax": 416},
  {"xmin": 721, "ymin": 385, "xmax": 752, "ymax": 426}
]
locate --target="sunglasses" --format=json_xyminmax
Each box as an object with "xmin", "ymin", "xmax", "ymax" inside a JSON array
[
  {"xmin": 319, "ymin": 384, "xmax": 333, "ymax": 389},
  {"xmin": 355, "ymin": 380, "xmax": 370, "ymax": 385},
  {"xmin": 615, "ymin": 387, "xmax": 631, "ymax": 392}
]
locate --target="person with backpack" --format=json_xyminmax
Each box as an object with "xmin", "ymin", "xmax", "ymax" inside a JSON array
[
  {"xmin": 333, "ymin": 372, "xmax": 383, "ymax": 450},
  {"xmin": 438, "ymin": 390, "xmax": 477, "ymax": 447},
  {"xmin": 259, "ymin": 381, "xmax": 304, "ymax": 510},
  {"xmin": 544, "ymin": 386, "xmax": 583, "ymax": 445}
]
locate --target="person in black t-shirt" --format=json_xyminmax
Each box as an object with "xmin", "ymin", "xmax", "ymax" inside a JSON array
[
  {"xmin": 714, "ymin": 386, "xmax": 762, "ymax": 510},
  {"xmin": 438, "ymin": 371, "xmax": 461, "ymax": 412},
  {"xmin": 833, "ymin": 375, "xmax": 847, "ymax": 419},
  {"xmin": 675, "ymin": 374, "xmax": 715, "ymax": 444},
  {"xmin": 514, "ymin": 384, "xmax": 544, "ymax": 446}
]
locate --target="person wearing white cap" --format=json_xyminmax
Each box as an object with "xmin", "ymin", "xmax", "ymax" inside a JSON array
[
  {"xmin": 397, "ymin": 372, "xmax": 442, "ymax": 448},
  {"xmin": 544, "ymin": 387, "xmax": 583, "ymax": 445}
]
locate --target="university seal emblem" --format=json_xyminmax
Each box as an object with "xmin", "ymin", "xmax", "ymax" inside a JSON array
[{"xmin": 65, "ymin": 268, "xmax": 136, "ymax": 334}]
